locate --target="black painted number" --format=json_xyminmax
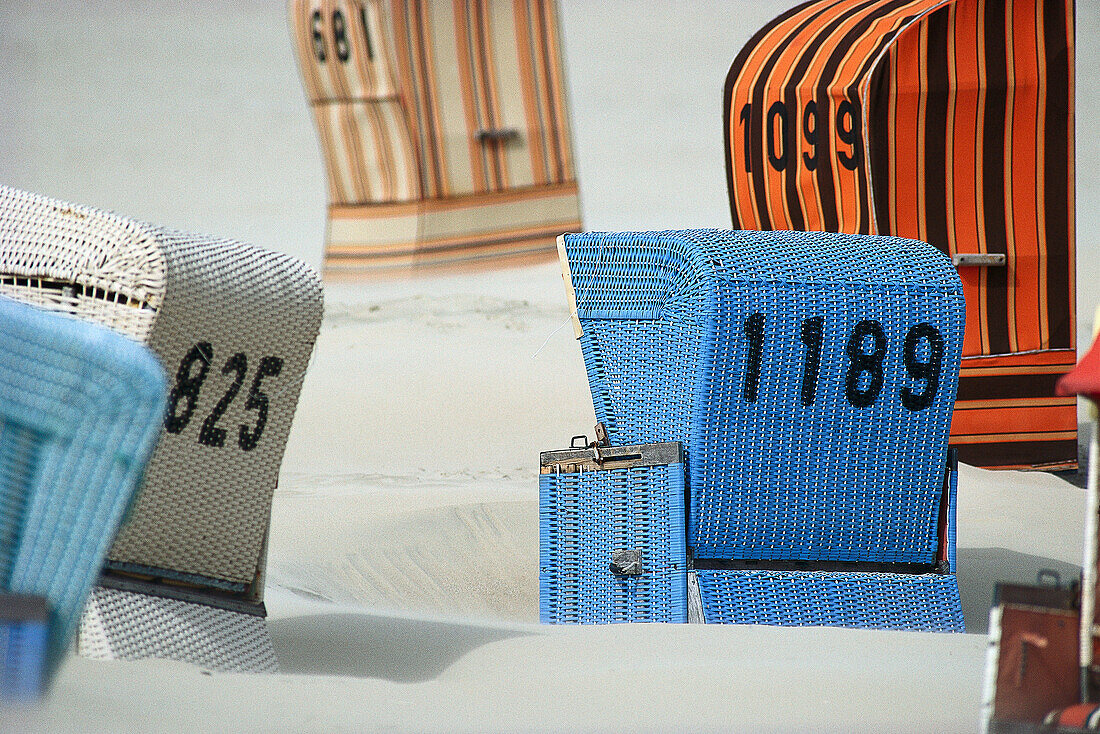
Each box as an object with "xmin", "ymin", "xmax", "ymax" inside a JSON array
[
  {"xmin": 312, "ymin": 7, "xmax": 373, "ymax": 65},
  {"xmin": 742, "ymin": 313, "xmax": 765, "ymax": 403},
  {"xmin": 239, "ymin": 357, "xmax": 284, "ymax": 452},
  {"xmin": 799, "ymin": 316, "xmax": 824, "ymax": 406},
  {"xmin": 738, "ymin": 317, "xmax": 944, "ymax": 411},
  {"xmin": 332, "ymin": 9, "xmax": 350, "ymax": 62},
  {"xmin": 198, "ymin": 353, "xmax": 247, "ymax": 447},
  {"xmin": 901, "ymin": 324, "xmax": 944, "ymax": 411},
  {"xmin": 166, "ymin": 343, "xmax": 284, "ymax": 451},
  {"xmin": 359, "ymin": 6, "xmax": 375, "ymax": 60},
  {"xmin": 801, "ymin": 101, "xmax": 819, "ymax": 171},
  {"xmin": 311, "ymin": 10, "xmax": 326, "ymax": 63},
  {"xmin": 844, "ymin": 320, "xmax": 887, "ymax": 408},
  {"xmin": 736, "ymin": 98, "xmax": 862, "ymax": 174},
  {"xmin": 165, "ymin": 342, "xmax": 212, "ymax": 434},
  {"xmin": 766, "ymin": 101, "xmax": 788, "ymax": 171},
  {"xmin": 836, "ymin": 99, "xmax": 862, "ymax": 170}
]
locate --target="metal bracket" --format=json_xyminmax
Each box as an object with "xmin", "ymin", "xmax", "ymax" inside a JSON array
[
  {"xmin": 953, "ymin": 253, "xmax": 1006, "ymax": 267},
  {"xmin": 594, "ymin": 422, "xmax": 610, "ymax": 448},
  {"xmin": 687, "ymin": 570, "xmax": 706, "ymax": 623}
]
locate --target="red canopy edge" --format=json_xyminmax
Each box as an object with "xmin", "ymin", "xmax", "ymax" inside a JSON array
[{"xmin": 1057, "ymin": 339, "xmax": 1100, "ymax": 404}]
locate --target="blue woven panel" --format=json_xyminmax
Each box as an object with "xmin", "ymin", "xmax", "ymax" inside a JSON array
[
  {"xmin": 0, "ymin": 296, "xmax": 166, "ymax": 672},
  {"xmin": 697, "ymin": 569, "xmax": 964, "ymax": 632},
  {"xmin": 540, "ymin": 463, "xmax": 687, "ymax": 623},
  {"xmin": 0, "ymin": 424, "xmax": 38, "ymax": 582},
  {"xmin": 564, "ymin": 230, "xmax": 964, "ymax": 564},
  {"xmin": 0, "ymin": 619, "xmax": 46, "ymax": 701}
]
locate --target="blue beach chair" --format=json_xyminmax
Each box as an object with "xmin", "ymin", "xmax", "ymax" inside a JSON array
[
  {"xmin": 0, "ymin": 295, "xmax": 166, "ymax": 696},
  {"xmin": 545, "ymin": 229, "xmax": 965, "ymax": 631}
]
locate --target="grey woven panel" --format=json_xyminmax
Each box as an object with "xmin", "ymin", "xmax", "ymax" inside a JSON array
[
  {"xmin": 78, "ymin": 587, "xmax": 278, "ymax": 673},
  {"xmin": 109, "ymin": 230, "xmax": 323, "ymax": 589},
  {"xmin": 0, "ymin": 185, "xmax": 324, "ymax": 594}
]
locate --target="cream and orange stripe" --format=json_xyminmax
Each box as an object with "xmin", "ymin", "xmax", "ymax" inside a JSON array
[{"xmin": 290, "ymin": 0, "xmax": 581, "ymax": 270}]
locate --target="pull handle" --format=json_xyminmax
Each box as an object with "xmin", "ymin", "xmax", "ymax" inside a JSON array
[{"xmin": 476, "ymin": 128, "xmax": 520, "ymax": 144}]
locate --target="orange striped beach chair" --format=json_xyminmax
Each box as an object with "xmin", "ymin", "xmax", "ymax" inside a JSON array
[{"xmin": 724, "ymin": 0, "xmax": 1076, "ymax": 469}]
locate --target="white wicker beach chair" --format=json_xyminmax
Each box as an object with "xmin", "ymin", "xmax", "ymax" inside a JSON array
[{"xmin": 0, "ymin": 185, "xmax": 324, "ymax": 672}]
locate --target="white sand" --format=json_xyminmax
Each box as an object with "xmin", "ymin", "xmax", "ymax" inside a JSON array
[
  {"xmin": 0, "ymin": 265, "xmax": 1087, "ymax": 734},
  {"xmin": 0, "ymin": 1, "xmax": 1098, "ymax": 732}
]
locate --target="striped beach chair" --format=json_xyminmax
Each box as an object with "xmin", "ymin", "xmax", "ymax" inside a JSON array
[
  {"xmin": 723, "ymin": 0, "xmax": 1077, "ymax": 469},
  {"xmin": 0, "ymin": 295, "xmax": 165, "ymax": 697},
  {"xmin": 0, "ymin": 185, "xmax": 323, "ymax": 673},
  {"xmin": 547, "ymin": 229, "xmax": 965, "ymax": 631},
  {"xmin": 289, "ymin": 0, "xmax": 582, "ymax": 273}
]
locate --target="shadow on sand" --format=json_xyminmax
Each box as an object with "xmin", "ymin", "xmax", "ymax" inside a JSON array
[
  {"xmin": 268, "ymin": 612, "xmax": 531, "ymax": 682},
  {"xmin": 957, "ymin": 547, "xmax": 1080, "ymax": 634}
]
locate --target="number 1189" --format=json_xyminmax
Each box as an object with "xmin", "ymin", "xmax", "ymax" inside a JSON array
[{"xmin": 740, "ymin": 314, "xmax": 945, "ymax": 411}]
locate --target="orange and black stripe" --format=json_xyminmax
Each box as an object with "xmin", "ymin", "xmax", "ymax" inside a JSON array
[{"xmin": 724, "ymin": 0, "xmax": 1076, "ymax": 468}]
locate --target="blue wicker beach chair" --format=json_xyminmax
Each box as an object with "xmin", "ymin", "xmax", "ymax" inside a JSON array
[
  {"xmin": 547, "ymin": 229, "xmax": 965, "ymax": 631},
  {"xmin": 0, "ymin": 295, "xmax": 165, "ymax": 695}
]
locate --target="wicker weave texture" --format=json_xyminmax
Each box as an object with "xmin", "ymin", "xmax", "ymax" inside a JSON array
[
  {"xmin": 0, "ymin": 295, "xmax": 166, "ymax": 669},
  {"xmin": 0, "ymin": 186, "xmax": 165, "ymax": 341},
  {"xmin": 697, "ymin": 569, "xmax": 964, "ymax": 632},
  {"xmin": 539, "ymin": 464, "xmax": 687, "ymax": 624},
  {"xmin": 78, "ymin": 587, "xmax": 278, "ymax": 673},
  {"xmin": 0, "ymin": 185, "xmax": 324, "ymax": 590},
  {"xmin": 0, "ymin": 619, "xmax": 47, "ymax": 701},
  {"xmin": 562, "ymin": 229, "xmax": 965, "ymax": 564}
]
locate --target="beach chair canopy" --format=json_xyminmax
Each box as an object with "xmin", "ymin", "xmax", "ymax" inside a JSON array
[{"xmin": 724, "ymin": 0, "xmax": 1076, "ymax": 468}]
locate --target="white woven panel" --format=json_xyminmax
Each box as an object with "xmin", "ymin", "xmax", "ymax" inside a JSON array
[
  {"xmin": 0, "ymin": 186, "xmax": 165, "ymax": 341},
  {"xmin": 77, "ymin": 587, "xmax": 278, "ymax": 673},
  {"xmin": 110, "ymin": 229, "xmax": 322, "ymax": 587}
]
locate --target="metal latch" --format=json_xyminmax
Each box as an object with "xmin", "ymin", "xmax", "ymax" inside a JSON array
[
  {"xmin": 542, "ymin": 426, "xmax": 681, "ymax": 474},
  {"xmin": 609, "ymin": 548, "xmax": 643, "ymax": 576}
]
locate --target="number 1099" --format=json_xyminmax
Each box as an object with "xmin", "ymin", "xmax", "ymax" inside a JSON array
[{"xmin": 740, "ymin": 314, "xmax": 946, "ymax": 411}]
